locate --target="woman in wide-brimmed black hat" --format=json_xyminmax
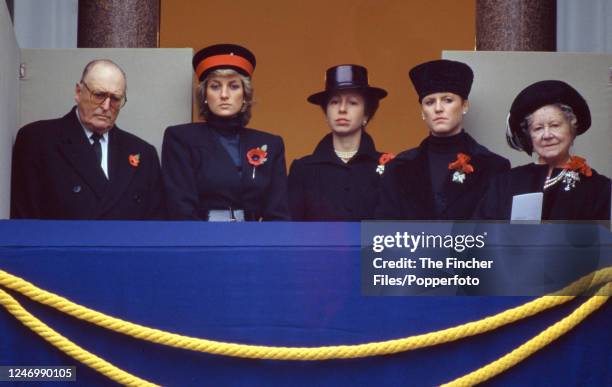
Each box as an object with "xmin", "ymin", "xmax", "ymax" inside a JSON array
[
  {"xmin": 162, "ymin": 43, "xmax": 289, "ymax": 221},
  {"xmin": 288, "ymin": 64, "xmax": 391, "ymax": 221},
  {"xmin": 376, "ymin": 59, "xmax": 510, "ymax": 220},
  {"xmin": 476, "ymin": 80, "xmax": 610, "ymax": 220}
]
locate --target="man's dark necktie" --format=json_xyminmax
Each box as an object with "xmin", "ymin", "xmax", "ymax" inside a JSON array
[{"xmin": 91, "ymin": 133, "xmax": 102, "ymax": 166}]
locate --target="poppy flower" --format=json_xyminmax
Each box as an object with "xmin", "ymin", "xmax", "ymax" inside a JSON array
[
  {"xmin": 379, "ymin": 153, "xmax": 396, "ymax": 165},
  {"xmin": 376, "ymin": 153, "xmax": 396, "ymax": 175},
  {"xmin": 129, "ymin": 154, "xmax": 140, "ymax": 167},
  {"xmin": 247, "ymin": 145, "xmax": 268, "ymax": 179},
  {"xmin": 247, "ymin": 146, "xmax": 268, "ymax": 167},
  {"xmin": 562, "ymin": 155, "xmax": 592, "ymax": 177}
]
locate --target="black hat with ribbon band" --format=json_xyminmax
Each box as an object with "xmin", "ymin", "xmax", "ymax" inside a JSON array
[
  {"xmin": 192, "ymin": 43, "xmax": 256, "ymax": 82},
  {"xmin": 409, "ymin": 59, "xmax": 473, "ymax": 102},
  {"xmin": 307, "ymin": 64, "xmax": 387, "ymax": 106},
  {"xmin": 507, "ymin": 80, "xmax": 591, "ymax": 154}
]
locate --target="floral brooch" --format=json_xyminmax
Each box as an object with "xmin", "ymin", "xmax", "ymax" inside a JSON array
[
  {"xmin": 128, "ymin": 153, "xmax": 140, "ymax": 167},
  {"xmin": 545, "ymin": 155, "xmax": 592, "ymax": 191},
  {"xmin": 448, "ymin": 153, "xmax": 474, "ymax": 184},
  {"xmin": 246, "ymin": 145, "xmax": 268, "ymax": 179},
  {"xmin": 376, "ymin": 153, "xmax": 396, "ymax": 175}
]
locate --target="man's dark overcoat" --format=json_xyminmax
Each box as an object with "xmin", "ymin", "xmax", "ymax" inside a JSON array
[{"xmin": 11, "ymin": 107, "xmax": 164, "ymax": 220}]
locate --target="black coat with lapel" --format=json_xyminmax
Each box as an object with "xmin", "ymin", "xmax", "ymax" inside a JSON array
[
  {"xmin": 376, "ymin": 132, "xmax": 510, "ymax": 220},
  {"xmin": 162, "ymin": 122, "xmax": 290, "ymax": 220},
  {"xmin": 475, "ymin": 163, "xmax": 611, "ymax": 220},
  {"xmin": 10, "ymin": 107, "xmax": 164, "ymax": 220},
  {"xmin": 288, "ymin": 132, "xmax": 384, "ymax": 221}
]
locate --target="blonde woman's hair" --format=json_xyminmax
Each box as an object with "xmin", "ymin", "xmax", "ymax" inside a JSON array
[{"xmin": 196, "ymin": 69, "xmax": 253, "ymax": 126}]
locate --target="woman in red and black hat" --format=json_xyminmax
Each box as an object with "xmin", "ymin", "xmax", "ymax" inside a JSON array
[
  {"xmin": 376, "ymin": 59, "xmax": 510, "ymax": 220},
  {"xmin": 162, "ymin": 44, "xmax": 289, "ymax": 221},
  {"xmin": 288, "ymin": 64, "xmax": 390, "ymax": 221},
  {"xmin": 476, "ymin": 80, "xmax": 610, "ymax": 220}
]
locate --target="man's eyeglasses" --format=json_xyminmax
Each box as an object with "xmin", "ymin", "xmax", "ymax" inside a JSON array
[{"xmin": 81, "ymin": 81, "xmax": 127, "ymax": 109}]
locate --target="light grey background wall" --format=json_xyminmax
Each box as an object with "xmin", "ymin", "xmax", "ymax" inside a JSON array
[
  {"xmin": 557, "ymin": 0, "xmax": 612, "ymax": 53},
  {"xmin": 0, "ymin": 1, "xmax": 20, "ymax": 219},
  {"xmin": 19, "ymin": 48, "xmax": 193, "ymax": 155},
  {"xmin": 443, "ymin": 51, "xmax": 611, "ymax": 177},
  {"xmin": 13, "ymin": 0, "xmax": 77, "ymax": 48}
]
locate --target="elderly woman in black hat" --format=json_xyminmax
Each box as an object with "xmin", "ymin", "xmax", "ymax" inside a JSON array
[
  {"xmin": 376, "ymin": 59, "xmax": 510, "ymax": 220},
  {"xmin": 476, "ymin": 80, "xmax": 610, "ymax": 220},
  {"xmin": 288, "ymin": 64, "xmax": 390, "ymax": 221},
  {"xmin": 162, "ymin": 44, "xmax": 289, "ymax": 221}
]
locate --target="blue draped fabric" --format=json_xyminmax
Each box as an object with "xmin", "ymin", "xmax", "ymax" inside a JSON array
[{"xmin": 0, "ymin": 221, "xmax": 610, "ymax": 386}]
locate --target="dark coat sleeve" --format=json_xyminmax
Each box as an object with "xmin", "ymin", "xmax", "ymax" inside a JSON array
[
  {"xmin": 473, "ymin": 173, "xmax": 512, "ymax": 220},
  {"xmin": 161, "ymin": 126, "xmax": 201, "ymax": 220},
  {"xmin": 495, "ymin": 158, "xmax": 511, "ymax": 174},
  {"xmin": 375, "ymin": 160, "xmax": 405, "ymax": 220},
  {"xmin": 261, "ymin": 136, "xmax": 290, "ymax": 220},
  {"xmin": 589, "ymin": 174, "xmax": 611, "ymax": 220},
  {"xmin": 287, "ymin": 158, "xmax": 306, "ymax": 221},
  {"xmin": 472, "ymin": 157, "xmax": 512, "ymax": 220},
  {"xmin": 10, "ymin": 125, "xmax": 42, "ymax": 219},
  {"xmin": 143, "ymin": 145, "xmax": 166, "ymax": 220}
]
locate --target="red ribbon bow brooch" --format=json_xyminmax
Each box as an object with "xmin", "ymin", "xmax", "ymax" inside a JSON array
[{"xmin": 448, "ymin": 153, "xmax": 474, "ymax": 184}]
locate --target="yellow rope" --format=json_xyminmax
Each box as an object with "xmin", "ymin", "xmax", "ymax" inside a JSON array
[
  {"xmin": 442, "ymin": 283, "xmax": 611, "ymax": 387},
  {"xmin": 0, "ymin": 267, "xmax": 609, "ymax": 360},
  {"xmin": 0, "ymin": 287, "xmax": 158, "ymax": 387},
  {"xmin": 0, "ymin": 267, "xmax": 609, "ymax": 386}
]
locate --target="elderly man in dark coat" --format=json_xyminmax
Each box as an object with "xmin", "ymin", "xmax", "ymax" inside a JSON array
[{"xmin": 11, "ymin": 59, "xmax": 164, "ymax": 220}]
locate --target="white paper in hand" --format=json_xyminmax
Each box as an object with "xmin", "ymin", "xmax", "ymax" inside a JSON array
[{"xmin": 511, "ymin": 192, "xmax": 543, "ymax": 221}]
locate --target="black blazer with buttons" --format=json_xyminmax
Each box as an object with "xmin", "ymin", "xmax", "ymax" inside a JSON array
[
  {"xmin": 10, "ymin": 107, "xmax": 164, "ymax": 220},
  {"xmin": 288, "ymin": 132, "xmax": 384, "ymax": 221},
  {"xmin": 162, "ymin": 122, "xmax": 290, "ymax": 221},
  {"xmin": 376, "ymin": 132, "xmax": 510, "ymax": 220}
]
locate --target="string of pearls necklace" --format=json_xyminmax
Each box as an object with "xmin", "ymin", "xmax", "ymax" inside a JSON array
[{"xmin": 335, "ymin": 149, "xmax": 357, "ymax": 163}]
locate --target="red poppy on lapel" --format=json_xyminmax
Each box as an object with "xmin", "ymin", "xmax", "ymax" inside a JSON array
[
  {"xmin": 376, "ymin": 152, "xmax": 396, "ymax": 175},
  {"xmin": 562, "ymin": 155, "xmax": 592, "ymax": 177},
  {"xmin": 246, "ymin": 145, "xmax": 268, "ymax": 179},
  {"xmin": 247, "ymin": 145, "xmax": 268, "ymax": 166},
  {"xmin": 129, "ymin": 154, "xmax": 140, "ymax": 167}
]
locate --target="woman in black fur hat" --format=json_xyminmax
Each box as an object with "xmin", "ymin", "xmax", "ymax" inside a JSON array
[
  {"xmin": 376, "ymin": 59, "xmax": 510, "ymax": 220},
  {"xmin": 288, "ymin": 64, "xmax": 391, "ymax": 221},
  {"xmin": 475, "ymin": 80, "xmax": 610, "ymax": 220}
]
